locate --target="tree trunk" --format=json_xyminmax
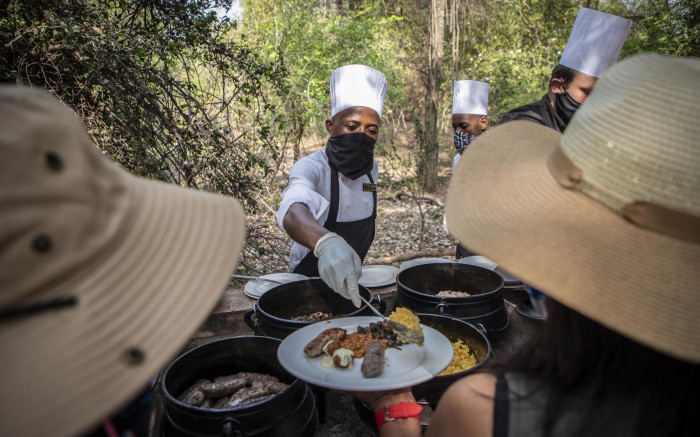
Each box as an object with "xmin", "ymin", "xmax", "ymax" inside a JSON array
[{"xmin": 418, "ymin": 0, "xmax": 446, "ymax": 193}]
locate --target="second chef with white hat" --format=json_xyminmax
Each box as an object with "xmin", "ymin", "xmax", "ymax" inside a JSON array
[
  {"xmin": 277, "ymin": 64, "xmax": 388, "ymax": 308},
  {"xmin": 497, "ymin": 7, "xmax": 632, "ymax": 132},
  {"xmin": 451, "ymin": 79, "xmax": 489, "ymax": 172}
]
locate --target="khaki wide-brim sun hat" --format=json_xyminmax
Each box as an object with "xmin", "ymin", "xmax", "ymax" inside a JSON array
[
  {"xmin": 0, "ymin": 87, "xmax": 247, "ymax": 436},
  {"xmin": 446, "ymin": 54, "xmax": 700, "ymax": 364}
]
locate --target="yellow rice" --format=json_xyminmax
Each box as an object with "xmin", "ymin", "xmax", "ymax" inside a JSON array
[
  {"xmin": 438, "ymin": 339, "xmax": 478, "ymax": 376},
  {"xmin": 388, "ymin": 307, "xmax": 422, "ymax": 334}
]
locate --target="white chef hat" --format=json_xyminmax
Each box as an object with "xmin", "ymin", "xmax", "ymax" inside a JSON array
[
  {"xmin": 330, "ymin": 64, "xmax": 388, "ymax": 119},
  {"xmin": 452, "ymin": 80, "xmax": 489, "ymax": 116},
  {"xmin": 559, "ymin": 8, "xmax": 632, "ymax": 78}
]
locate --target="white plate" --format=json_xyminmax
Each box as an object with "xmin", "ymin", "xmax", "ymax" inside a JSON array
[
  {"xmin": 458, "ymin": 255, "xmax": 498, "ymax": 270},
  {"xmin": 358, "ymin": 265, "xmax": 400, "ymax": 288},
  {"xmin": 243, "ymin": 273, "xmax": 308, "ymax": 299},
  {"xmin": 277, "ymin": 316, "xmax": 453, "ymax": 391},
  {"xmin": 399, "ymin": 257, "xmax": 455, "ymax": 271}
]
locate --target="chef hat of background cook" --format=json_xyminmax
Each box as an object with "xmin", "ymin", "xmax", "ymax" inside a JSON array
[
  {"xmin": 559, "ymin": 8, "xmax": 632, "ymax": 78},
  {"xmin": 452, "ymin": 80, "xmax": 489, "ymax": 116},
  {"xmin": 0, "ymin": 86, "xmax": 247, "ymax": 437},
  {"xmin": 330, "ymin": 64, "xmax": 388, "ymax": 119},
  {"xmin": 446, "ymin": 54, "xmax": 700, "ymax": 364}
]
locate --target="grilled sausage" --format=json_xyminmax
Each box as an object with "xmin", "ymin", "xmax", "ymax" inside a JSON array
[
  {"xmin": 304, "ymin": 328, "xmax": 347, "ymax": 357},
  {"xmin": 323, "ymin": 340, "xmax": 342, "ymax": 356},
  {"xmin": 177, "ymin": 379, "xmax": 210, "ymax": 406},
  {"xmin": 304, "ymin": 333, "xmax": 330, "ymax": 357},
  {"xmin": 213, "ymin": 396, "xmax": 231, "ymax": 409},
  {"xmin": 181, "ymin": 389, "xmax": 206, "ymax": 406},
  {"xmin": 200, "ymin": 377, "xmax": 248, "ymax": 398},
  {"xmin": 225, "ymin": 382, "xmax": 270, "ymax": 409},
  {"xmin": 361, "ymin": 342, "xmax": 385, "ymax": 378},
  {"xmin": 259, "ymin": 380, "xmax": 290, "ymax": 394},
  {"xmin": 234, "ymin": 372, "xmax": 279, "ymax": 384}
]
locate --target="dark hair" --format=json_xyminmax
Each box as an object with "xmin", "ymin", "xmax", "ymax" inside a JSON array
[
  {"xmin": 490, "ymin": 298, "xmax": 700, "ymax": 437},
  {"xmin": 549, "ymin": 64, "xmax": 577, "ymax": 89}
]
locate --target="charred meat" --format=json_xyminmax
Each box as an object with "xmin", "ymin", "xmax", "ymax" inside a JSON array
[{"xmin": 361, "ymin": 342, "xmax": 385, "ymax": 378}]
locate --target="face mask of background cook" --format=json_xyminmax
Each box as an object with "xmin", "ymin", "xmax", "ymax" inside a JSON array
[
  {"xmin": 555, "ymin": 91, "xmax": 581, "ymax": 125},
  {"xmin": 453, "ymin": 130, "xmax": 477, "ymax": 155}
]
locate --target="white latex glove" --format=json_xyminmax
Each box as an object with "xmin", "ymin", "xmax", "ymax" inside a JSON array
[{"xmin": 314, "ymin": 232, "xmax": 362, "ymax": 308}]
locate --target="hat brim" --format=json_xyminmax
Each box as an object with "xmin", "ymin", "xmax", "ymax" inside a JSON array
[
  {"xmin": 1, "ymin": 170, "xmax": 246, "ymax": 436},
  {"xmin": 446, "ymin": 121, "xmax": 700, "ymax": 364}
]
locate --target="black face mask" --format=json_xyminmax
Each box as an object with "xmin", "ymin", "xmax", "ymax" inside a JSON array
[
  {"xmin": 555, "ymin": 91, "xmax": 581, "ymax": 125},
  {"xmin": 325, "ymin": 132, "xmax": 376, "ymax": 180}
]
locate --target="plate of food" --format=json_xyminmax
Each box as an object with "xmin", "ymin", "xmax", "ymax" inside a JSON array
[
  {"xmin": 358, "ymin": 265, "xmax": 400, "ymax": 288},
  {"xmin": 277, "ymin": 315, "xmax": 453, "ymax": 391},
  {"xmin": 243, "ymin": 273, "xmax": 308, "ymax": 299}
]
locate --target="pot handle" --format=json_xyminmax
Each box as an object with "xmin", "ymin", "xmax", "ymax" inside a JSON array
[
  {"xmin": 435, "ymin": 302, "xmax": 450, "ymax": 316},
  {"xmin": 370, "ymin": 294, "xmax": 386, "ymax": 314},
  {"xmin": 221, "ymin": 417, "xmax": 245, "ymax": 437},
  {"xmin": 243, "ymin": 306, "xmax": 257, "ymax": 332}
]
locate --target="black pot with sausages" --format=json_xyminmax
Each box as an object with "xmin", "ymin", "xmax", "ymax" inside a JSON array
[
  {"xmin": 244, "ymin": 278, "xmax": 384, "ymax": 340},
  {"xmin": 394, "ymin": 263, "xmax": 508, "ymax": 335},
  {"xmin": 161, "ymin": 336, "xmax": 317, "ymax": 437},
  {"xmin": 353, "ymin": 314, "xmax": 491, "ymax": 431}
]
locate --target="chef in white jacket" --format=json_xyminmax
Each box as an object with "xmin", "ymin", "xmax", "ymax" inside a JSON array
[
  {"xmin": 277, "ymin": 64, "xmax": 388, "ymax": 307},
  {"xmin": 451, "ymin": 80, "xmax": 489, "ymax": 172},
  {"xmin": 450, "ymin": 80, "xmax": 488, "ymax": 259}
]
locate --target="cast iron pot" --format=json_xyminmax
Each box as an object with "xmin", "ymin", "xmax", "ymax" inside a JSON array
[
  {"xmin": 353, "ymin": 314, "xmax": 492, "ymax": 431},
  {"xmin": 161, "ymin": 336, "xmax": 317, "ymax": 437},
  {"xmin": 395, "ymin": 263, "xmax": 508, "ymax": 334},
  {"xmin": 411, "ymin": 314, "xmax": 491, "ymax": 405},
  {"xmin": 244, "ymin": 278, "xmax": 384, "ymax": 340}
]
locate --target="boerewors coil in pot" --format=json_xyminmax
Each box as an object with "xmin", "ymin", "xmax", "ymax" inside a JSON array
[{"xmin": 161, "ymin": 336, "xmax": 317, "ymax": 437}]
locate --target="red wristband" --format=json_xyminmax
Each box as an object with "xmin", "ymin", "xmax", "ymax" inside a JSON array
[{"xmin": 375, "ymin": 402, "xmax": 423, "ymax": 427}]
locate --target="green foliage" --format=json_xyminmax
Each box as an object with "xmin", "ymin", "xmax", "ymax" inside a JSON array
[
  {"xmin": 241, "ymin": 0, "xmax": 408, "ymax": 139},
  {"xmin": 0, "ymin": 0, "xmax": 286, "ymax": 211},
  {"xmin": 2, "ymin": 0, "xmax": 693, "ymax": 270},
  {"xmin": 622, "ymin": 0, "xmax": 700, "ymax": 57}
]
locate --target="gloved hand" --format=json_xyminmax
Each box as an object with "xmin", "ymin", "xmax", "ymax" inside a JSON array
[{"xmin": 314, "ymin": 232, "xmax": 362, "ymax": 308}]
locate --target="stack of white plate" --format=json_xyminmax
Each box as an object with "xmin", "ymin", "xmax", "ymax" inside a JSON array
[
  {"xmin": 399, "ymin": 257, "xmax": 455, "ymax": 271},
  {"xmin": 358, "ymin": 265, "xmax": 400, "ymax": 288},
  {"xmin": 243, "ymin": 273, "xmax": 307, "ymax": 299}
]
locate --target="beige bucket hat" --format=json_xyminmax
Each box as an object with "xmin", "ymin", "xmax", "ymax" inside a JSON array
[
  {"xmin": 0, "ymin": 87, "xmax": 247, "ymax": 436},
  {"xmin": 446, "ymin": 54, "xmax": 700, "ymax": 364}
]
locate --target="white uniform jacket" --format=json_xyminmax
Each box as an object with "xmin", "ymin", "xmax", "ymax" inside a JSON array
[{"xmin": 277, "ymin": 150, "xmax": 378, "ymax": 271}]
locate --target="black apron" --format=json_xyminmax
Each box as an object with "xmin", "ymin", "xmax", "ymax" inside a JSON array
[{"xmin": 293, "ymin": 163, "xmax": 377, "ymax": 277}]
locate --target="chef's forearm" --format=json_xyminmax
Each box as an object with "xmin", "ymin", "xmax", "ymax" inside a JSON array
[{"xmin": 283, "ymin": 202, "xmax": 329, "ymax": 250}]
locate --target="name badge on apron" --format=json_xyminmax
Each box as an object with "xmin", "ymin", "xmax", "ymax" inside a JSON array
[{"xmin": 363, "ymin": 183, "xmax": 377, "ymax": 192}]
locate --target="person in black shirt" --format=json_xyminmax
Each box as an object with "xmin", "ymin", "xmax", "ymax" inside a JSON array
[{"xmin": 497, "ymin": 8, "xmax": 631, "ymax": 132}]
